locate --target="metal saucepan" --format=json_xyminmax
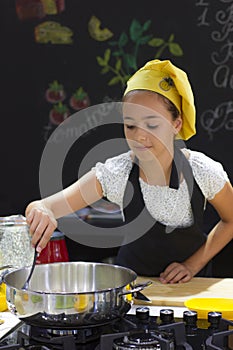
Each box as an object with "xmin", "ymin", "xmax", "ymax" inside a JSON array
[{"xmin": 3, "ymin": 261, "xmax": 151, "ymax": 328}]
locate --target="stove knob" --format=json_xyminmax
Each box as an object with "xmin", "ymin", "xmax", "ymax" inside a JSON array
[
  {"xmin": 208, "ymin": 311, "xmax": 222, "ymax": 331},
  {"xmin": 160, "ymin": 309, "xmax": 175, "ymax": 324},
  {"xmin": 136, "ymin": 306, "xmax": 150, "ymax": 321},
  {"xmin": 183, "ymin": 310, "xmax": 198, "ymax": 326},
  {"xmin": 183, "ymin": 310, "xmax": 198, "ymax": 336}
]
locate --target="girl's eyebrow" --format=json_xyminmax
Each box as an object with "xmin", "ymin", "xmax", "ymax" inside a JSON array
[{"xmin": 123, "ymin": 115, "xmax": 161, "ymax": 120}]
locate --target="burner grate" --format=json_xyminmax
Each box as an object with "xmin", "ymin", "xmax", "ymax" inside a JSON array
[
  {"xmin": 0, "ymin": 344, "xmax": 51, "ymax": 350},
  {"xmin": 2, "ymin": 308, "xmax": 233, "ymax": 350}
]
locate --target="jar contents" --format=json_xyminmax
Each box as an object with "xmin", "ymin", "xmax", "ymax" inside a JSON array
[{"xmin": 0, "ymin": 215, "xmax": 34, "ymax": 268}]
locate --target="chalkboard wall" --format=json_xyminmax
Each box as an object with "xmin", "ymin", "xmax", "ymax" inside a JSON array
[{"xmin": 1, "ymin": 0, "xmax": 232, "ymax": 275}]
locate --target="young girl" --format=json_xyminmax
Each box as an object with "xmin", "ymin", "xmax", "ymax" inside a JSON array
[{"xmin": 26, "ymin": 59, "xmax": 233, "ymax": 283}]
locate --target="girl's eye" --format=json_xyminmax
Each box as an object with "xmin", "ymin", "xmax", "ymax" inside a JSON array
[
  {"xmin": 147, "ymin": 124, "xmax": 159, "ymax": 129},
  {"xmin": 125, "ymin": 124, "xmax": 135, "ymax": 130},
  {"xmin": 125, "ymin": 124, "xmax": 159, "ymax": 130}
]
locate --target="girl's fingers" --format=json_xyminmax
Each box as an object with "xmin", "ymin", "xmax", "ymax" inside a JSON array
[
  {"xmin": 27, "ymin": 209, "xmax": 57, "ymax": 250},
  {"xmin": 26, "ymin": 208, "xmax": 36, "ymax": 225},
  {"xmin": 167, "ymin": 270, "xmax": 189, "ymax": 284},
  {"xmin": 36, "ymin": 221, "xmax": 57, "ymax": 252},
  {"xmin": 26, "ymin": 209, "xmax": 43, "ymax": 235},
  {"xmin": 160, "ymin": 262, "xmax": 192, "ymax": 284},
  {"xmin": 178, "ymin": 274, "xmax": 192, "ymax": 283}
]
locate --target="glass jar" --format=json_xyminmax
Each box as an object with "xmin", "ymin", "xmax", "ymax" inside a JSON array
[
  {"xmin": 36, "ymin": 231, "xmax": 69, "ymax": 264},
  {"xmin": 0, "ymin": 215, "xmax": 34, "ymax": 268}
]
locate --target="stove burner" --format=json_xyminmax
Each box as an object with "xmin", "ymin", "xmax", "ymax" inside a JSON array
[
  {"xmin": 113, "ymin": 331, "xmax": 161, "ymax": 349},
  {"xmin": 47, "ymin": 328, "xmax": 79, "ymax": 336},
  {"xmin": 30, "ymin": 323, "xmax": 113, "ymax": 345}
]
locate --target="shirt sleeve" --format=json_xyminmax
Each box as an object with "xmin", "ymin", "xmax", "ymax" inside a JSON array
[
  {"xmin": 92, "ymin": 151, "xmax": 132, "ymax": 207},
  {"xmin": 188, "ymin": 150, "xmax": 229, "ymax": 200}
]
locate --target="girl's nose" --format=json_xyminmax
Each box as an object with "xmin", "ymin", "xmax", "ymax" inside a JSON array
[{"xmin": 135, "ymin": 127, "xmax": 148, "ymax": 141}]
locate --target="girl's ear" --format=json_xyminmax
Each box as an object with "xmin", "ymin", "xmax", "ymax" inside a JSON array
[{"xmin": 174, "ymin": 116, "xmax": 183, "ymax": 134}]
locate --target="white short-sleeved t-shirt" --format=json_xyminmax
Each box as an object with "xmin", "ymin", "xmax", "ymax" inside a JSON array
[{"xmin": 93, "ymin": 149, "xmax": 229, "ymax": 227}]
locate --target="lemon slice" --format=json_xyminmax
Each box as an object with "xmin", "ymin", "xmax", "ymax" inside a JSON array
[
  {"xmin": 74, "ymin": 294, "xmax": 89, "ymax": 312},
  {"xmin": 0, "ymin": 283, "xmax": 7, "ymax": 312}
]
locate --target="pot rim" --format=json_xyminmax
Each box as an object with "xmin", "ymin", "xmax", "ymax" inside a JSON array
[{"xmin": 4, "ymin": 261, "xmax": 138, "ymax": 294}]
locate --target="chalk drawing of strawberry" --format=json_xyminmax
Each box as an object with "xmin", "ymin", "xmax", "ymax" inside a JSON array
[
  {"xmin": 45, "ymin": 80, "xmax": 66, "ymax": 103},
  {"xmin": 69, "ymin": 87, "xmax": 90, "ymax": 111},
  {"xmin": 49, "ymin": 102, "xmax": 70, "ymax": 125}
]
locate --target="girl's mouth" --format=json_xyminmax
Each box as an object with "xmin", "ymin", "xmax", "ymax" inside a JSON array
[{"xmin": 134, "ymin": 145, "xmax": 152, "ymax": 151}]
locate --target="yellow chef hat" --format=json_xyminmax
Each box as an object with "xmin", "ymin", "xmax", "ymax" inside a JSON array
[{"xmin": 123, "ymin": 59, "xmax": 196, "ymax": 140}]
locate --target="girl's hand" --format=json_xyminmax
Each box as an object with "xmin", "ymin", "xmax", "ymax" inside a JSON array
[
  {"xmin": 26, "ymin": 203, "xmax": 57, "ymax": 253},
  {"xmin": 159, "ymin": 262, "xmax": 194, "ymax": 284}
]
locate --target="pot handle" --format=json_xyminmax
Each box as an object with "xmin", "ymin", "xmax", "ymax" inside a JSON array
[
  {"xmin": 0, "ymin": 265, "xmax": 15, "ymax": 270},
  {"xmin": 0, "ymin": 265, "xmax": 16, "ymax": 284},
  {"xmin": 119, "ymin": 280, "xmax": 153, "ymax": 296}
]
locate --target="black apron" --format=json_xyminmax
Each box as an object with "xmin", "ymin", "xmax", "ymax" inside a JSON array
[{"xmin": 115, "ymin": 147, "xmax": 212, "ymax": 277}]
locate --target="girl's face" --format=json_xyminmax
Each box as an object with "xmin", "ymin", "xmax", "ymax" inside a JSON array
[{"xmin": 123, "ymin": 90, "xmax": 182, "ymax": 161}]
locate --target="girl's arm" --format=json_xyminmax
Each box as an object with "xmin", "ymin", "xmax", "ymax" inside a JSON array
[
  {"xmin": 25, "ymin": 169, "xmax": 103, "ymax": 253},
  {"xmin": 159, "ymin": 180, "xmax": 233, "ymax": 283}
]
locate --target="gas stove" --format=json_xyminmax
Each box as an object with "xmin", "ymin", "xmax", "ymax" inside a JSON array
[{"xmin": 0, "ymin": 307, "xmax": 233, "ymax": 350}]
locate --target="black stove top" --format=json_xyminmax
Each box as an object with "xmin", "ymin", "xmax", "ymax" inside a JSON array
[{"xmin": 1, "ymin": 307, "xmax": 233, "ymax": 350}]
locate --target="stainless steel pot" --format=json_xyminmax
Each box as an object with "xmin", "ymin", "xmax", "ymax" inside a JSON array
[{"xmin": 3, "ymin": 261, "xmax": 150, "ymax": 328}]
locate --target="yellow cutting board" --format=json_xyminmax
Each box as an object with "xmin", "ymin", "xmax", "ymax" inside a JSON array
[{"xmin": 135, "ymin": 277, "xmax": 233, "ymax": 307}]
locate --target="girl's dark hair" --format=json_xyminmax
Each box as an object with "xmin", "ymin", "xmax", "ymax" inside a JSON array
[
  {"xmin": 123, "ymin": 89, "xmax": 180, "ymax": 121},
  {"xmin": 158, "ymin": 93, "xmax": 180, "ymax": 121}
]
